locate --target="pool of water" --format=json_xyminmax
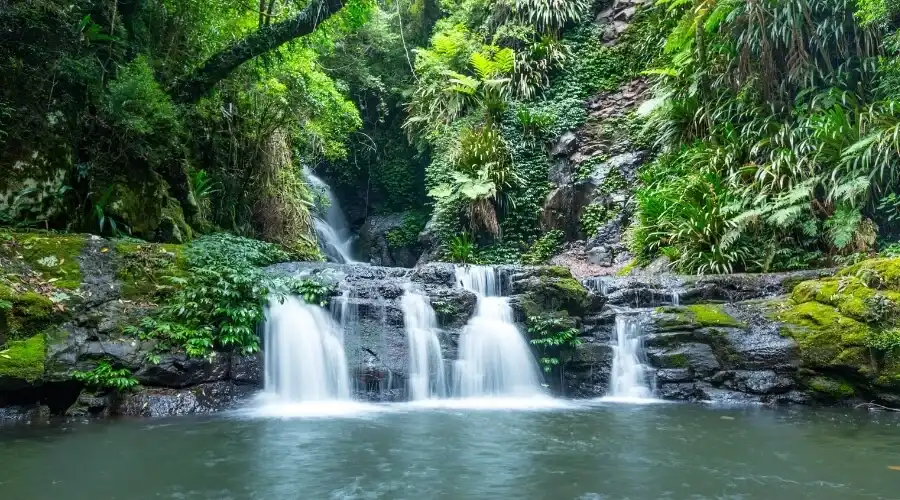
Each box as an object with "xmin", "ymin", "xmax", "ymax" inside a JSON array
[{"xmin": 2, "ymin": 401, "xmax": 899, "ymax": 499}]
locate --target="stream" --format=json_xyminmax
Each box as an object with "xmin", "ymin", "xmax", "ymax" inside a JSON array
[{"xmin": 2, "ymin": 402, "xmax": 899, "ymax": 499}]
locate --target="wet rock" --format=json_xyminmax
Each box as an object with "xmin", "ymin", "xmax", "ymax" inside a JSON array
[
  {"xmin": 0, "ymin": 404, "xmax": 50, "ymax": 422},
  {"xmin": 428, "ymin": 287, "xmax": 477, "ymax": 328},
  {"xmin": 135, "ymin": 352, "xmax": 231, "ymax": 388},
  {"xmin": 65, "ymin": 391, "xmax": 113, "ymax": 417},
  {"xmin": 656, "ymin": 368, "xmax": 693, "ymax": 383},
  {"xmin": 657, "ymin": 382, "xmax": 706, "ymax": 401},
  {"xmin": 648, "ymin": 343, "xmax": 720, "ymax": 375},
  {"xmin": 720, "ymin": 320, "xmax": 799, "ymax": 370},
  {"xmin": 600, "ymin": 269, "xmax": 833, "ymax": 307},
  {"xmin": 230, "ymin": 353, "xmax": 263, "ymax": 385},
  {"xmin": 412, "ymin": 263, "xmax": 457, "ymax": 287},
  {"xmin": 552, "ymin": 132, "xmax": 578, "ymax": 157},
  {"xmin": 358, "ymin": 213, "xmax": 423, "ymax": 268},
  {"xmin": 711, "ymin": 370, "xmax": 794, "ymax": 395},
  {"xmin": 117, "ymin": 381, "xmax": 256, "ymax": 417},
  {"xmin": 77, "ymin": 236, "xmax": 121, "ymax": 307}
]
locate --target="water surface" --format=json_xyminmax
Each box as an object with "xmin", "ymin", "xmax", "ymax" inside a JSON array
[{"xmin": 2, "ymin": 402, "xmax": 899, "ymax": 499}]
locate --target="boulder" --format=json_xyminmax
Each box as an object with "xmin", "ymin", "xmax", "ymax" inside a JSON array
[{"xmin": 358, "ymin": 212, "xmax": 423, "ymax": 268}]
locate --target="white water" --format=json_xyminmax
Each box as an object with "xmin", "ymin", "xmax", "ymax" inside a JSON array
[
  {"xmin": 671, "ymin": 291, "xmax": 680, "ymax": 306},
  {"xmin": 603, "ymin": 314, "xmax": 656, "ymax": 402},
  {"xmin": 401, "ymin": 286, "xmax": 448, "ymax": 400},
  {"xmin": 305, "ymin": 168, "xmax": 357, "ymax": 263},
  {"xmin": 582, "ymin": 277, "xmax": 609, "ymax": 295},
  {"xmin": 454, "ymin": 266, "xmax": 544, "ymax": 398},
  {"xmin": 263, "ymin": 296, "xmax": 352, "ymax": 403}
]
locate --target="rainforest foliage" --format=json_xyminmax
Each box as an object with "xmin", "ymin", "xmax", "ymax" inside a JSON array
[{"xmin": 1, "ymin": 0, "xmax": 900, "ymax": 274}]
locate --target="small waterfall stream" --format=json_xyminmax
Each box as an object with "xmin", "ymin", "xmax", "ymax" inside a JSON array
[
  {"xmin": 454, "ymin": 266, "xmax": 544, "ymax": 398},
  {"xmin": 401, "ymin": 286, "xmax": 447, "ymax": 400},
  {"xmin": 305, "ymin": 168, "xmax": 357, "ymax": 263},
  {"xmin": 263, "ymin": 296, "xmax": 352, "ymax": 403},
  {"xmin": 603, "ymin": 314, "xmax": 656, "ymax": 402}
]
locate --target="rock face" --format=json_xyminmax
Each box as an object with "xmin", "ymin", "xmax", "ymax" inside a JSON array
[
  {"xmin": 357, "ymin": 212, "xmax": 424, "ymax": 268},
  {"xmin": 563, "ymin": 260, "xmax": 900, "ymax": 407}
]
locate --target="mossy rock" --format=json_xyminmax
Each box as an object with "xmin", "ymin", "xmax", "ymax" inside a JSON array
[
  {"xmin": 0, "ymin": 230, "xmax": 86, "ymax": 289},
  {"xmin": 777, "ymin": 301, "xmax": 873, "ymax": 374},
  {"xmin": 839, "ymin": 257, "xmax": 900, "ymax": 291},
  {"xmin": 520, "ymin": 274, "xmax": 590, "ymax": 317},
  {"xmin": 115, "ymin": 240, "xmax": 188, "ymax": 299},
  {"xmin": 0, "ymin": 333, "xmax": 46, "ymax": 383},
  {"xmin": 805, "ymin": 375, "xmax": 856, "ymax": 399},
  {"xmin": 0, "ymin": 284, "xmax": 58, "ymax": 344},
  {"xmin": 790, "ymin": 276, "xmax": 897, "ymax": 323},
  {"xmin": 108, "ymin": 179, "xmax": 193, "ymax": 244},
  {"xmin": 655, "ymin": 304, "xmax": 744, "ymax": 329}
]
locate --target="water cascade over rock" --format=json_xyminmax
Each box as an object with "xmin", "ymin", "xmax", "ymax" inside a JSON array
[
  {"xmin": 604, "ymin": 314, "xmax": 656, "ymax": 402},
  {"xmin": 305, "ymin": 168, "xmax": 357, "ymax": 263},
  {"xmin": 454, "ymin": 266, "xmax": 544, "ymax": 397},
  {"xmin": 401, "ymin": 286, "xmax": 448, "ymax": 400},
  {"xmin": 263, "ymin": 296, "xmax": 352, "ymax": 402}
]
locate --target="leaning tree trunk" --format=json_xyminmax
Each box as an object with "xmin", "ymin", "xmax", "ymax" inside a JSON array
[{"xmin": 171, "ymin": 0, "xmax": 346, "ymax": 102}]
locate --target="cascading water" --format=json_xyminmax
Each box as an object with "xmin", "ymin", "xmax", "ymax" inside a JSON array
[
  {"xmin": 401, "ymin": 286, "xmax": 447, "ymax": 400},
  {"xmin": 582, "ymin": 277, "xmax": 609, "ymax": 296},
  {"xmin": 604, "ymin": 314, "xmax": 656, "ymax": 402},
  {"xmin": 262, "ymin": 296, "xmax": 352, "ymax": 402},
  {"xmin": 305, "ymin": 168, "xmax": 357, "ymax": 263},
  {"xmin": 454, "ymin": 266, "xmax": 544, "ymax": 398}
]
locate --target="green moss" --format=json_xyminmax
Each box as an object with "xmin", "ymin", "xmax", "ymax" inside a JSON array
[
  {"xmin": 108, "ymin": 179, "xmax": 192, "ymax": 243},
  {"xmin": 685, "ymin": 304, "xmax": 744, "ymax": 327},
  {"xmin": 0, "ymin": 284, "xmax": 57, "ymax": 342},
  {"xmin": 790, "ymin": 277, "xmax": 887, "ymax": 322},
  {"xmin": 0, "ymin": 333, "xmax": 45, "ymax": 382},
  {"xmin": 777, "ymin": 301, "xmax": 873, "ymax": 372},
  {"xmin": 521, "ymin": 276, "xmax": 590, "ymax": 317},
  {"xmin": 806, "ymin": 376, "xmax": 856, "ymax": 398},
  {"xmin": 659, "ymin": 352, "xmax": 689, "ymax": 368},
  {"xmin": 840, "ymin": 257, "xmax": 900, "ymax": 291},
  {"xmin": 0, "ymin": 231, "xmax": 85, "ymax": 289},
  {"xmin": 545, "ymin": 266, "xmax": 573, "ymax": 278},
  {"xmin": 115, "ymin": 240, "xmax": 188, "ymax": 299},
  {"xmin": 655, "ymin": 304, "xmax": 744, "ymax": 329},
  {"xmin": 160, "ymin": 197, "xmax": 193, "ymax": 243}
]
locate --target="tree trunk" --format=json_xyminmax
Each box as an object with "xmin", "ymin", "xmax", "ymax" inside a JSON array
[{"xmin": 171, "ymin": 0, "xmax": 346, "ymax": 103}]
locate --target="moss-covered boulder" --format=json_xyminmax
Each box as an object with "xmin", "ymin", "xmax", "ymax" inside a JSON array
[
  {"xmin": 839, "ymin": 257, "xmax": 900, "ymax": 290},
  {"xmin": 0, "ymin": 333, "xmax": 46, "ymax": 387},
  {"xmin": 773, "ymin": 257, "xmax": 900, "ymax": 402},
  {"xmin": 107, "ymin": 178, "xmax": 193, "ymax": 243},
  {"xmin": 777, "ymin": 301, "xmax": 873, "ymax": 373},
  {"xmin": 0, "ymin": 285, "xmax": 57, "ymax": 346},
  {"xmin": 514, "ymin": 268, "xmax": 590, "ymax": 318}
]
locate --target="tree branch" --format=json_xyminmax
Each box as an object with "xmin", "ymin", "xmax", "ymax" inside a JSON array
[{"xmin": 171, "ymin": 0, "xmax": 346, "ymax": 103}]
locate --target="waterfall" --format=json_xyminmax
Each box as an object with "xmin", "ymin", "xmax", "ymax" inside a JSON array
[
  {"xmin": 454, "ymin": 266, "xmax": 544, "ymax": 398},
  {"xmin": 263, "ymin": 296, "xmax": 351, "ymax": 402},
  {"xmin": 582, "ymin": 277, "xmax": 609, "ymax": 295},
  {"xmin": 604, "ymin": 314, "xmax": 655, "ymax": 402},
  {"xmin": 671, "ymin": 290, "xmax": 680, "ymax": 306},
  {"xmin": 401, "ymin": 286, "xmax": 447, "ymax": 400},
  {"xmin": 305, "ymin": 168, "xmax": 357, "ymax": 263}
]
